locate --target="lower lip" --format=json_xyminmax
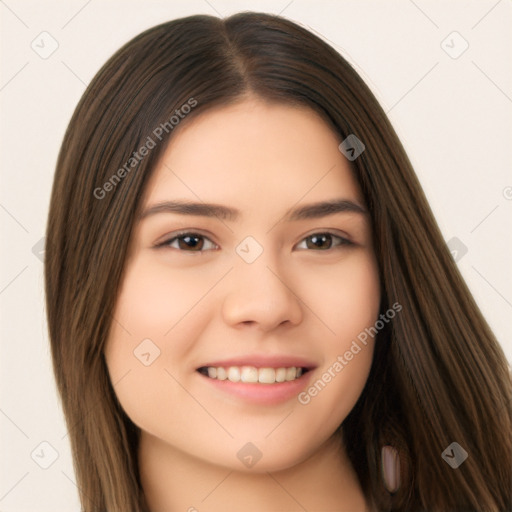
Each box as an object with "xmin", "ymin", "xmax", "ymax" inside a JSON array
[{"xmin": 198, "ymin": 371, "xmax": 313, "ymax": 405}]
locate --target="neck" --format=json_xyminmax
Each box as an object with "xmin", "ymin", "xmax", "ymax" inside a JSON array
[{"xmin": 138, "ymin": 431, "xmax": 372, "ymax": 512}]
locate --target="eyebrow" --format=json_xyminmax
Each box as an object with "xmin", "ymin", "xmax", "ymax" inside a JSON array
[{"xmin": 138, "ymin": 198, "xmax": 367, "ymax": 222}]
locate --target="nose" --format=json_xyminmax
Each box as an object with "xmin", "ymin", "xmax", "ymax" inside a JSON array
[{"xmin": 221, "ymin": 255, "xmax": 304, "ymax": 332}]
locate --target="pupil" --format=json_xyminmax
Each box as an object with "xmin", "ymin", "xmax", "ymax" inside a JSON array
[
  {"xmin": 309, "ymin": 234, "xmax": 331, "ymax": 249},
  {"xmin": 180, "ymin": 235, "xmax": 203, "ymax": 250}
]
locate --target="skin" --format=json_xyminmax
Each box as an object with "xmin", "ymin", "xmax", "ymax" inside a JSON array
[{"xmin": 104, "ymin": 96, "xmax": 381, "ymax": 512}]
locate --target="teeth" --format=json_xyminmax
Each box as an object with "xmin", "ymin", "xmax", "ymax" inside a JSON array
[
  {"xmin": 286, "ymin": 367, "xmax": 297, "ymax": 381},
  {"xmin": 202, "ymin": 365, "xmax": 304, "ymax": 384},
  {"xmin": 275, "ymin": 367, "xmax": 287, "ymax": 383},
  {"xmin": 227, "ymin": 367, "xmax": 241, "ymax": 382},
  {"xmin": 259, "ymin": 368, "xmax": 275, "ymax": 384},
  {"xmin": 241, "ymin": 366, "xmax": 259, "ymax": 383}
]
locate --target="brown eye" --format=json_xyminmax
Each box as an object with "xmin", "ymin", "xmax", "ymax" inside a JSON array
[
  {"xmin": 177, "ymin": 235, "xmax": 204, "ymax": 251},
  {"xmin": 306, "ymin": 234, "xmax": 333, "ymax": 250},
  {"xmin": 158, "ymin": 233, "xmax": 218, "ymax": 252},
  {"xmin": 296, "ymin": 232, "xmax": 353, "ymax": 251}
]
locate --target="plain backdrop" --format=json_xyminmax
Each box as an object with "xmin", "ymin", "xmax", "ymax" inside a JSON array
[{"xmin": 1, "ymin": 1, "xmax": 511, "ymax": 510}]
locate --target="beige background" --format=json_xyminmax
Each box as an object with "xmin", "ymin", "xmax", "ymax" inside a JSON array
[{"xmin": 1, "ymin": 0, "xmax": 511, "ymax": 510}]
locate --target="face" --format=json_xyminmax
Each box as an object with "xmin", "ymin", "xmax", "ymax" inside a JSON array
[{"xmin": 104, "ymin": 97, "xmax": 381, "ymax": 472}]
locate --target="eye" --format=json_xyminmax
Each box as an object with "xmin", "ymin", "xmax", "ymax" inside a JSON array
[
  {"xmin": 295, "ymin": 232, "xmax": 353, "ymax": 251},
  {"xmin": 157, "ymin": 232, "xmax": 218, "ymax": 252}
]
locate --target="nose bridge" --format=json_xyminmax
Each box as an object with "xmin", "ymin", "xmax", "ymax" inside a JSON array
[{"xmin": 221, "ymin": 241, "xmax": 303, "ymax": 330}]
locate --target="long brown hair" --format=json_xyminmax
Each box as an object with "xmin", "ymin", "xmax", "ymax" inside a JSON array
[{"xmin": 45, "ymin": 12, "xmax": 512, "ymax": 511}]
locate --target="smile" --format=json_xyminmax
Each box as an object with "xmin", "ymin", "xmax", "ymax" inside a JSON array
[
  {"xmin": 195, "ymin": 355, "xmax": 315, "ymax": 405},
  {"xmin": 197, "ymin": 366, "xmax": 306, "ymax": 384}
]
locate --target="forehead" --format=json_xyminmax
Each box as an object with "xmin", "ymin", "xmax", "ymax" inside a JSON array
[{"xmin": 143, "ymin": 98, "xmax": 364, "ymax": 210}]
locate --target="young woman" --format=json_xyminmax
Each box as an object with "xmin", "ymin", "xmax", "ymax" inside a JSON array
[{"xmin": 44, "ymin": 12, "xmax": 512, "ymax": 512}]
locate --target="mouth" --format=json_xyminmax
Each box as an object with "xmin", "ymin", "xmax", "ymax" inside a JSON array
[
  {"xmin": 195, "ymin": 356, "xmax": 315, "ymax": 405},
  {"xmin": 197, "ymin": 365, "xmax": 310, "ymax": 384}
]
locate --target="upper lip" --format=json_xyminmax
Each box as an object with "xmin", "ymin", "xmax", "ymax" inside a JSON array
[{"xmin": 197, "ymin": 354, "xmax": 317, "ymax": 370}]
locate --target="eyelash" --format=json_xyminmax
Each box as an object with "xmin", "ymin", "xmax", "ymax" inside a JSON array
[{"xmin": 155, "ymin": 231, "xmax": 354, "ymax": 252}]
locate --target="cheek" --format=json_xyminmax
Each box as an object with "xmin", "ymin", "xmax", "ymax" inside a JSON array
[
  {"xmin": 107, "ymin": 255, "xmax": 219, "ymax": 358},
  {"xmin": 302, "ymin": 251, "xmax": 381, "ymax": 339},
  {"xmin": 103, "ymin": 258, "xmax": 216, "ymax": 429},
  {"xmin": 294, "ymin": 252, "xmax": 380, "ymax": 425}
]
